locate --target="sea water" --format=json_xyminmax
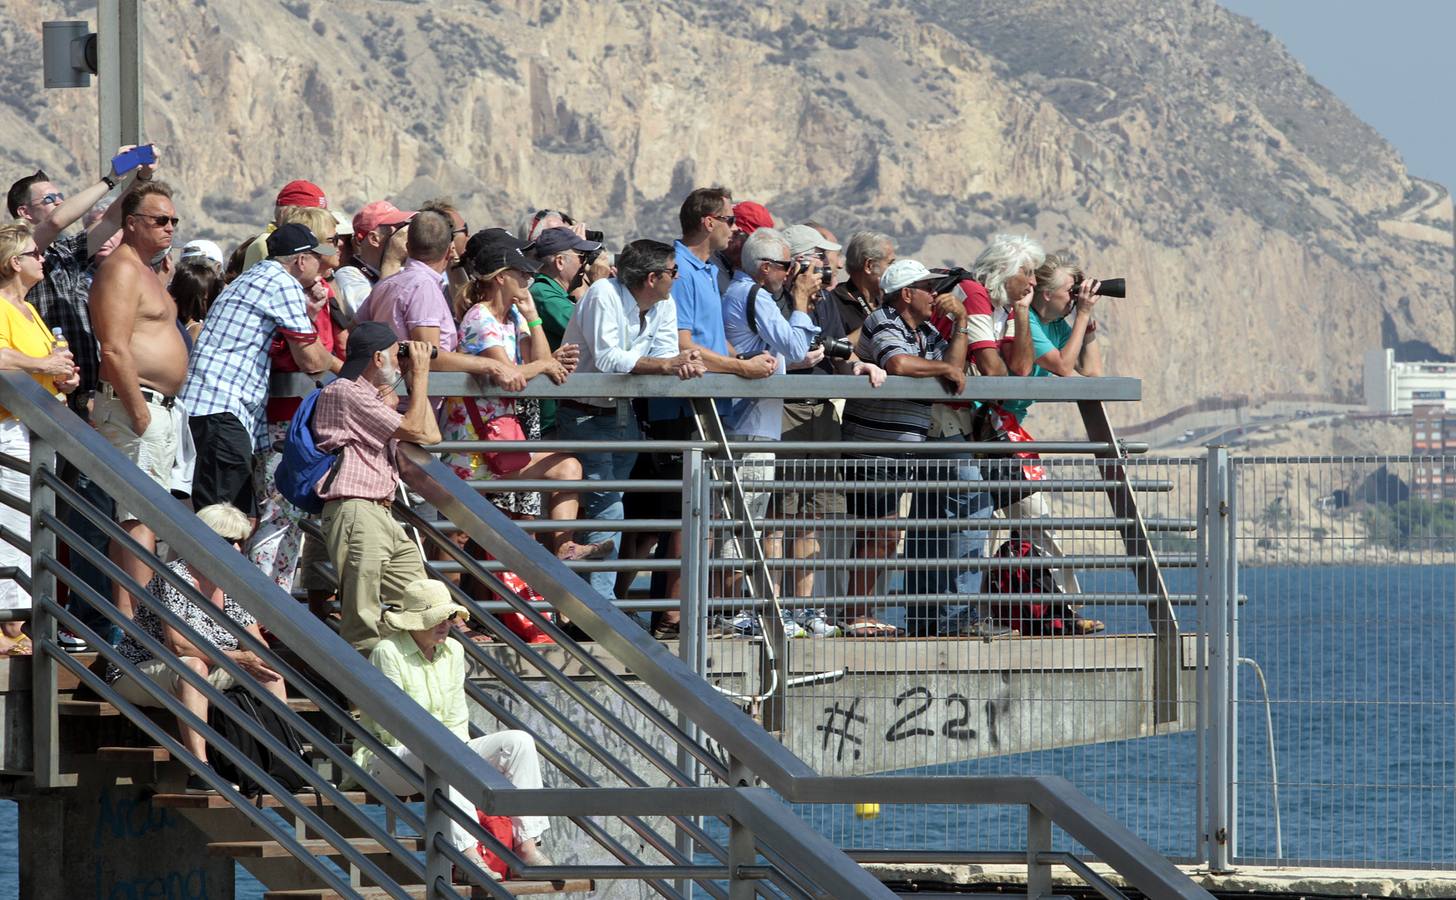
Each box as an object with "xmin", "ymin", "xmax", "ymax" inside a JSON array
[{"xmin": 2, "ymin": 565, "xmax": 1451, "ymax": 896}]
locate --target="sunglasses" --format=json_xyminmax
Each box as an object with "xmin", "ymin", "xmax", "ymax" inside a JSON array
[
  {"xmin": 652, "ymin": 266, "xmax": 679, "ymax": 279},
  {"xmin": 37, "ymin": 192, "xmax": 65, "ymax": 207},
  {"xmin": 765, "ymin": 259, "xmax": 793, "ymax": 270},
  {"xmin": 451, "ymin": 225, "xmax": 469, "ymax": 238},
  {"xmin": 130, "ymin": 213, "xmax": 179, "ymax": 227},
  {"xmin": 17, "ymin": 247, "xmax": 44, "ymax": 260},
  {"xmin": 324, "ymin": 234, "xmax": 347, "ymax": 247},
  {"xmin": 709, "ymin": 213, "xmax": 736, "ymax": 227}
]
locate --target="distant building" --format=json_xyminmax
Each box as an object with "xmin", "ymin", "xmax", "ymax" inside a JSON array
[
  {"xmin": 1410, "ymin": 403, "xmax": 1456, "ymax": 501},
  {"xmin": 1364, "ymin": 349, "xmax": 1456, "ymax": 415}
]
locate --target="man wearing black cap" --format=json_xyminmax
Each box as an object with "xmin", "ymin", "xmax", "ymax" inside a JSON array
[
  {"xmin": 311, "ymin": 322, "xmax": 439, "ymax": 651},
  {"xmin": 529, "ymin": 226, "xmax": 601, "ymax": 434},
  {"xmin": 180, "ymin": 222, "xmax": 340, "ymax": 518}
]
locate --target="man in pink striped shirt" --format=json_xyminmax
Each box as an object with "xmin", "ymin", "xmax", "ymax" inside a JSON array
[{"xmin": 313, "ymin": 321, "xmax": 441, "ymax": 651}]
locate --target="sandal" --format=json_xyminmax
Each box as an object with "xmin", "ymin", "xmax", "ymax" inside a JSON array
[
  {"xmin": 3, "ymin": 634, "xmax": 33, "ymax": 656},
  {"xmin": 1071, "ymin": 616, "xmax": 1105, "ymax": 635},
  {"xmin": 842, "ymin": 619, "xmax": 903, "ymax": 638}
]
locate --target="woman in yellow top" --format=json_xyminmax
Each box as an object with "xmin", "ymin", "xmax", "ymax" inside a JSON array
[{"xmin": 0, "ymin": 224, "xmax": 81, "ymax": 654}]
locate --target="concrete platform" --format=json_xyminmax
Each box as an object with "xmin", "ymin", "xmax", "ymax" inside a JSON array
[{"xmin": 868, "ymin": 861, "xmax": 1456, "ymax": 898}]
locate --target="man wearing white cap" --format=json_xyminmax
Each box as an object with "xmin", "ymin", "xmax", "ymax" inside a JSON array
[{"xmin": 837, "ymin": 259, "xmax": 969, "ymax": 636}]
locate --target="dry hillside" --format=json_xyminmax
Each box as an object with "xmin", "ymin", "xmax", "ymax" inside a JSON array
[{"xmin": 2, "ymin": 0, "xmax": 1452, "ymax": 425}]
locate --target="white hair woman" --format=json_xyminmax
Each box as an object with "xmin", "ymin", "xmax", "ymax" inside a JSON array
[
  {"xmin": 0, "ymin": 222, "xmax": 81, "ymax": 654},
  {"xmin": 967, "ymin": 233, "xmax": 1045, "ymax": 376},
  {"xmin": 104, "ymin": 503, "xmax": 289, "ymax": 788},
  {"xmin": 353, "ymin": 580, "xmax": 552, "ymax": 878}
]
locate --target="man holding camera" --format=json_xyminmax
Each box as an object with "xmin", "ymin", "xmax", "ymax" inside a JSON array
[{"xmin": 312, "ymin": 323, "xmax": 441, "ymax": 652}]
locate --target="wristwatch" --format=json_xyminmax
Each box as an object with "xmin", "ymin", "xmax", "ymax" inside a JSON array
[
  {"xmin": 956, "ymin": 324, "xmax": 974, "ymax": 337},
  {"xmin": 101, "ymin": 174, "xmax": 117, "ymax": 190}
]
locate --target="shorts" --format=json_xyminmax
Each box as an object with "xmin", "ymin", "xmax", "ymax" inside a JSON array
[
  {"xmin": 111, "ymin": 656, "xmax": 237, "ymax": 707},
  {"xmin": 93, "ymin": 389, "xmax": 180, "ymax": 523},
  {"xmin": 774, "ymin": 400, "xmax": 847, "ymax": 517},
  {"xmin": 189, "ymin": 413, "xmax": 258, "ymax": 516},
  {"xmin": 844, "ymin": 454, "xmax": 911, "ymax": 520}
]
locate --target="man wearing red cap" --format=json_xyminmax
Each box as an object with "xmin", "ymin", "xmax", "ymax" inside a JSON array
[
  {"xmin": 241, "ymin": 180, "xmax": 331, "ymax": 271},
  {"xmin": 332, "ymin": 200, "xmax": 414, "ymax": 315},
  {"xmin": 714, "ymin": 200, "xmax": 774, "ymax": 295}
]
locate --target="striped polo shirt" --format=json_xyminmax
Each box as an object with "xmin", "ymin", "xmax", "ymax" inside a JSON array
[{"xmin": 841, "ymin": 305, "xmax": 948, "ymax": 443}]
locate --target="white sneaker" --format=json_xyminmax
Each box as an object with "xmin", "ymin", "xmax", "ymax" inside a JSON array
[
  {"xmin": 796, "ymin": 608, "xmax": 842, "ymax": 638},
  {"xmin": 779, "ymin": 609, "xmax": 807, "ymax": 639},
  {"xmin": 728, "ymin": 610, "xmax": 761, "ymax": 637}
]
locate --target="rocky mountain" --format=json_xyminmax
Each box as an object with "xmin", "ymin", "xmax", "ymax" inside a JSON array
[{"xmin": 2, "ymin": 0, "xmax": 1452, "ymax": 426}]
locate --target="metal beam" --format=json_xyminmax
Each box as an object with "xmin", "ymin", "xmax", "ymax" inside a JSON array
[
  {"xmin": 96, "ymin": 0, "xmax": 143, "ymax": 170},
  {"xmin": 273, "ymin": 371, "xmax": 1143, "ymax": 402}
]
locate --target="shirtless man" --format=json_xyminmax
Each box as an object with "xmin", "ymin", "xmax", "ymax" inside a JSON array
[{"xmin": 88, "ymin": 181, "xmax": 188, "ymax": 618}]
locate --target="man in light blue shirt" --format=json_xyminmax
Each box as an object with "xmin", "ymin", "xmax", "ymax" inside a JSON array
[
  {"xmin": 558, "ymin": 239, "xmax": 704, "ymax": 599},
  {"xmin": 720, "ymin": 227, "xmax": 821, "ymax": 441}
]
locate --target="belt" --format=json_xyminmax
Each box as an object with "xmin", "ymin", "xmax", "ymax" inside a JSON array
[
  {"xmin": 560, "ymin": 398, "xmax": 615, "ymax": 416},
  {"xmin": 99, "ymin": 381, "xmax": 176, "ymax": 410},
  {"xmin": 787, "ymin": 398, "xmax": 826, "ymax": 407}
]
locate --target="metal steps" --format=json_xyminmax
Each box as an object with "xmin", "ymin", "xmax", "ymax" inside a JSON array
[{"xmin": 261, "ymin": 882, "xmax": 597, "ymax": 898}]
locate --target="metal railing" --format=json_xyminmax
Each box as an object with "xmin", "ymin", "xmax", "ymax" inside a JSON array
[{"xmin": 1, "ymin": 368, "xmax": 1215, "ymax": 899}]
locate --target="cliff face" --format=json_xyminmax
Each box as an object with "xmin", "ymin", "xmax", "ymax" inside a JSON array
[{"xmin": 2, "ymin": 0, "xmax": 1451, "ymax": 423}]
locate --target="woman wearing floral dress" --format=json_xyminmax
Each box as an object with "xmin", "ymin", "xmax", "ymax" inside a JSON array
[{"xmin": 439, "ymin": 234, "xmax": 596, "ymax": 558}]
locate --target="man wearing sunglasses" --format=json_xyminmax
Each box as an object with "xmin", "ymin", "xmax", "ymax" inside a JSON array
[{"xmin": 88, "ymin": 181, "xmax": 192, "ymax": 624}]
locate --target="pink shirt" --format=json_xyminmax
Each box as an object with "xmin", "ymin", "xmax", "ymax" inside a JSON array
[
  {"xmin": 358, "ymin": 258, "xmax": 458, "ymax": 351},
  {"xmin": 313, "ymin": 376, "xmax": 403, "ymax": 502}
]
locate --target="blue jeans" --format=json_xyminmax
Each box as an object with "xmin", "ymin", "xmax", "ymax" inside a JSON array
[
  {"xmin": 903, "ymin": 451, "xmax": 994, "ymax": 635},
  {"xmin": 557, "ymin": 408, "xmax": 640, "ymax": 599}
]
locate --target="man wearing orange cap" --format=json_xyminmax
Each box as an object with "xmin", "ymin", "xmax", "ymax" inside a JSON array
[
  {"xmin": 332, "ymin": 200, "xmax": 415, "ymax": 314},
  {"xmin": 713, "ymin": 200, "xmax": 774, "ymax": 295}
]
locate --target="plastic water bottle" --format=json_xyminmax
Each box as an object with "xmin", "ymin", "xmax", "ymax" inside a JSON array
[{"xmin": 50, "ymin": 327, "xmax": 67, "ymax": 352}]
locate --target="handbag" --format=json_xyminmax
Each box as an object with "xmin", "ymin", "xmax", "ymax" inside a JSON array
[
  {"xmin": 464, "ymin": 398, "xmax": 532, "ymax": 477},
  {"xmin": 970, "ymin": 403, "xmax": 1047, "ymax": 510}
]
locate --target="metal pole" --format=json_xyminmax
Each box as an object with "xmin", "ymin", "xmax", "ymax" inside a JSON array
[
  {"xmin": 726, "ymin": 756, "xmax": 755, "ymax": 900},
  {"xmin": 1225, "ymin": 456, "xmax": 1241, "ymax": 863},
  {"xmin": 1203, "ymin": 447, "xmax": 1232, "ymax": 872},
  {"xmin": 96, "ymin": 0, "xmax": 144, "ymax": 169},
  {"xmin": 1026, "ymin": 804, "xmax": 1052, "ymax": 898},
  {"xmin": 28, "ymin": 436, "xmax": 59, "ymax": 789},
  {"xmin": 677, "ymin": 448, "xmax": 706, "ymax": 900},
  {"xmin": 423, "ymin": 767, "xmax": 454, "ymax": 898}
]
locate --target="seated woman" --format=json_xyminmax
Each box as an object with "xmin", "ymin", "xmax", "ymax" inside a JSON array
[
  {"xmin": 440, "ymin": 234, "xmax": 592, "ymax": 559},
  {"xmin": 104, "ymin": 503, "xmax": 287, "ymax": 788},
  {"xmin": 353, "ymin": 579, "xmax": 552, "ymax": 878},
  {"xmin": 0, "ymin": 223, "xmax": 82, "ymax": 655}
]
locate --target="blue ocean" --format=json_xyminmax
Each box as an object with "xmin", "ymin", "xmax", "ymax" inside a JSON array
[{"xmin": 2, "ymin": 564, "xmax": 1452, "ymax": 895}]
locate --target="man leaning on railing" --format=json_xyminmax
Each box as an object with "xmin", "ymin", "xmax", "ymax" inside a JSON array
[
  {"xmin": 839, "ymin": 259, "xmax": 969, "ymax": 637},
  {"xmin": 311, "ymin": 323, "xmax": 441, "ymax": 652},
  {"xmin": 558, "ymin": 239, "xmax": 705, "ymax": 608}
]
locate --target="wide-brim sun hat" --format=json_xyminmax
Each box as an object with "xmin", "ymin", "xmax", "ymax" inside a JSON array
[{"xmin": 381, "ymin": 579, "xmax": 469, "ymax": 632}]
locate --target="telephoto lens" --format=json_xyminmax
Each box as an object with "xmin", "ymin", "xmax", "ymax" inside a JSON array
[{"xmin": 1098, "ymin": 277, "xmax": 1125, "ymax": 298}]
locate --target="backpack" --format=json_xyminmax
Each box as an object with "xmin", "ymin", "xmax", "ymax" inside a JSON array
[
  {"xmin": 206, "ymin": 684, "xmax": 313, "ymax": 798},
  {"xmin": 274, "ymin": 387, "xmax": 341, "ymax": 515},
  {"xmin": 983, "ymin": 538, "xmax": 1072, "ymax": 635}
]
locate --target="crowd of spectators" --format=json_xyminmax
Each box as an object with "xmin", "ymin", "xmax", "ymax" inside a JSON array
[{"xmin": 0, "ymin": 153, "xmax": 1110, "ymax": 658}]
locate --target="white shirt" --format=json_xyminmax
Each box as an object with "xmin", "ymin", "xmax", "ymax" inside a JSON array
[{"xmin": 561, "ymin": 278, "xmax": 681, "ymax": 404}]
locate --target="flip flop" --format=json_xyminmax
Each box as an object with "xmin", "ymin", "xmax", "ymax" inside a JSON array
[{"xmin": 3, "ymin": 635, "xmax": 33, "ymax": 656}]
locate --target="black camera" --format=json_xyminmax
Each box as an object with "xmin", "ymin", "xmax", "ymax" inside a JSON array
[
  {"xmin": 1070, "ymin": 276, "xmax": 1125, "ymax": 298},
  {"xmin": 398, "ymin": 344, "xmax": 440, "ymax": 360},
  {"xmin": 810, "ymin": 334, "xmax": 853, "ymax": 361}
]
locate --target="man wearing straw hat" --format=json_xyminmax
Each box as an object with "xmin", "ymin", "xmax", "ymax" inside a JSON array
[{"xmin": 355, "ymin": 580, "xmax": 552, "ymax": 877}]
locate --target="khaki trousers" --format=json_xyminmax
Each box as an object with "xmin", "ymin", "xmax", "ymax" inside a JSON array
[{"xmin": 323, "ymin": 499, "xmax": 427, "ymax": 652}]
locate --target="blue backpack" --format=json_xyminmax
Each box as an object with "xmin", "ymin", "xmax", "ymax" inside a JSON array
[{"xmin": 275, "ymin": 388, "xmax": 341, "ymax": 515}]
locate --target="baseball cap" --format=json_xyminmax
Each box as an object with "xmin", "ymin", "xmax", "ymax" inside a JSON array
[
  {"xmin": 266, "ymin": 223, "xmax": 325, "ymax": 258},
  {"xmin": 879, "ymin": 259, "xmax": 936, "ymax": 295},
  {"xmin": 352, "ymin": 200, "xmax": 415, "ymax": 239},
  {"xmin": 468, "ymin": 233, "xmax": 542, "ymax": 276},
  {"xmin": 337, "ymin": 321, "xmax": 401, "ymax": 381},
  {"xmin": 178, "ymin": 239, "xmax": 224, "ymax": 268},
  {"xmin": 732, "ymin": 201, "xmax": 774, "ymax": 235},
  {"xmin": 782, "ymin": 224, "xmax": 841, "ymax": 258},
  {"xmin": 275, "ymin": 180, "xmax": 327, "ymax": 209},
  {"xmin": 533, "ymin": 226, "xmax": 602, "ymax": 257}
]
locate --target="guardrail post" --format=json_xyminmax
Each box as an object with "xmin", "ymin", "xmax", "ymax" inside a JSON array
[
  {"xmin": 1026, "ymin": 804, "xmax": 1052, "ymax": 898},
  {"xmin": 29, "ymin": 435, "xmax": 59, "ymax": 788},
  {"xmin": 423, "ymin": 766, "xmax": 453, "ymax": 897},
  {"xmin": 727, "ymin": 755, "xmax": 755, "ymax": 900},
  {"xmin": 1202, "ymin": 447, "xmax": 1233, "ymax": 872},
  {"xmin": 678, "ymin": 448, "xmax": 707, "ymax": 899}
]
